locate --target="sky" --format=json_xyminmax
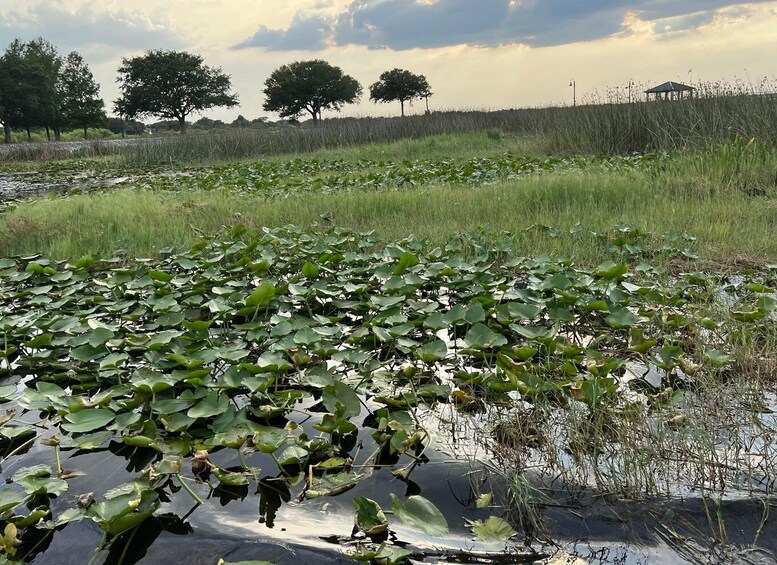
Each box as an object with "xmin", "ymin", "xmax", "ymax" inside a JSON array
[{"xmin": 1, "ymin": 0, "xmax": 776, "ymax": 122}]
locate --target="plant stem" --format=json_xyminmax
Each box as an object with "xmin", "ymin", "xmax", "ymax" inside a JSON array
[
  {"xmin": 54, "ymin": 444, "xmax": 63, "ymax": 477},
  {"xmin": 117, "ymin": 524, "xmax": 140, "ymax": 565},
  {"xmin": 176, "ymin": 474, "xmax": 204, "ymax": 505},
  {"xmin": 0, "ymin": 437, "xmax": 36, "ymax": 465}
]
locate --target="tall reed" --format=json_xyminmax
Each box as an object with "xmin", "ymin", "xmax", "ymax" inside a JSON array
[{"xmin": 120, "ymin": 93, "xmax": 777, "ymax": 165}]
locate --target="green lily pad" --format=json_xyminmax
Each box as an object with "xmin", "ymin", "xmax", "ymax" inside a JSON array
[{"xmin": 62, "ymin": 409, "xmax": 115, "ymax": 433}]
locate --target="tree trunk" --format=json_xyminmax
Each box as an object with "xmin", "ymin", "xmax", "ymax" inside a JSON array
[
  {"xmin": 3, "ymin": 125, "xmax": 10, "ymax": 144},
  {"xmin": 46, "ymin": 126, "xmax": 51, "ymax": 141},
  {"xmin": 178, "ymin": 117, "xmax": 187, "ymax": 134},
  {"xmin": 26, "ymin": 126, "xmax": 31, "ymax": 141},
  {"xmin": 400, "ymin": 100, "xmax": 405, "ymax": 117},
  {"xmin": 54, "ymin": 128, "xmax": 61, "ymax": 141},
  {"xmin": 84, "ymin": 127, "xmax": 88, "ymax": 139},
  {"xmin": 309, "ymin": 108, "xmax": 318, "ymax": 127}
]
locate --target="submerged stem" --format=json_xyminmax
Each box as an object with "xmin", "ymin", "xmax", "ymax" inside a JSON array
[{"xmin": 117, "ymin": 524, "xmax": 140, "ymax": 565}]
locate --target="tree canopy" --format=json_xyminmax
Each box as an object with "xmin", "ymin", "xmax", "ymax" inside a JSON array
[
  {"xmin": 0, "ymin": 37, "xmax": 105, "ymax": 142},
  {"xmin": 60, "ymin": 52, "xmax": 105, "ymax": 137},
  {"xmin": 106, "ymin": 116, "xmax": 145, "ymax": 136},
  {"xmin": 369, "ymin": 69, "xmax": 432, "ymax": 117},
  {"xmin": 262, "ymin": 60, "xmax": 362, "ymax": 125},
  {"xmin": 115, "ymin": 50, "xmax": 238, "ymax": 133},
  {"xmin": 21, "ymin": 38, "xmax": 63, "ymax": 135},
  {"xmin": 0, "ymin": 41, "xmax": 30, "ymax": 143}
]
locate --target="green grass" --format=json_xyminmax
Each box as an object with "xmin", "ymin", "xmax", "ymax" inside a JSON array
[{"xmin": 3, "ymin": 165, "xmax": 774, "ymax": 263}]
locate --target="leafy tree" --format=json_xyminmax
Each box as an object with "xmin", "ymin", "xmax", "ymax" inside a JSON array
[
  {"xmin": 106, "ymin": 117, "xmax": 144, "ymax": 136},
  {"xmin": 0, "ymin": 38, "xmax": 62, "ymax": 142},
  {"xmin": 369, "ymin": 69, "xmax": 432, "ymax": 117},
  {"xmin": 231, "ymin": 114, "xmax": 250, "ymax": 128},
  {"xmin": 192, "ymin": 116, "xmax": 226, "ymax": 130},
  {"xmin": 115, "ymin": 50, "xmax": 238, "ymax": 133},
  {"xmin": 0, "ymin": 40, "xmax": 30, "ymax": 144},
  {"xmin": 149, "ymin": 119, "xmax": 186, "ymax": 133},
  {"xmin": 20, "ymin": 38, "xmax": 63, "ymax": 140},
  {"xmin": 60, "ymin": 52, "xmax": 105, "ymax": 138},
  {"xmin": 0, "ymin": 38, "xmax": 107, "ymax": 142},
  {"xmin": 262, "ymin": 60, "xmax": 362, "ymax": 126}
]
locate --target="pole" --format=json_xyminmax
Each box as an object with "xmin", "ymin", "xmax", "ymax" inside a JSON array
[{"xmin": 569, "ymin": 79, "xmax": 576, "ymax": 107}]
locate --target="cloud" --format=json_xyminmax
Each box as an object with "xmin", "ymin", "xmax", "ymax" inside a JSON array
[
  {"xmin": 235, "ymin": 0, "xmax": 775, "ymax": 51},
  {"xmin": 232, "ymin": 13, "xmax": 330, "ymax": 50},
  {"xmin": 0, "ymin": 2, "xmax": 184, "ymax": 59}
]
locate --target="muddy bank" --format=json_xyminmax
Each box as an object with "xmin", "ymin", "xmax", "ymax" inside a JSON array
[{"xmin": 0, "ymin": 175, "xmax": 73, "ymax": 201}]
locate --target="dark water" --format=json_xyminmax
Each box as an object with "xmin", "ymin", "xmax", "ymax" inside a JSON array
[{"xmin": 4, "ymin": 423, "xmax": 775, "ymax": 565}]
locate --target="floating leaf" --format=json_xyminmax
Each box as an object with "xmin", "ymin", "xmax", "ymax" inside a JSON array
[
  {"xmin": 393, "ymin": 252, "xmax": 419, "ymax": 276},
  {"xmin": 415, "ymin": 339, "xmax": 447, "ymax": 363},
  {"xmin": 246, "ymin": 282, "xmax": 276, "ymax": 307},
  {"xmin": 252, "ymin": 425, "xmax": 288, "ymax": 454},
  {"xmin": 62, "ymin": 409, "xmax": 115, "ymax": 433},
  {"xmin": 322, "ymin": 381, "xmax": 361, "ymax": 418},
  {"xmin": 464, "ymin": 323, "xmax": 508, "ymax": 349},
  {"xmin": 467, "ymin": 516, "xmax": 516, "ymax": 541},
  {"xmin": 187, "ymin": 391, "xmax": 230, "ymax": 419},
  {"xmin": 353, "ymin": 496, "xmax": 388, "ymax": 535},
  {"xmin": 476, "ymin": 493, "xmax": 492, "ymax": 509},
  {"xmin": 390, "ymin": 494, "xmax": 449, "ymax": 536},
  {"xmin": 0, "ymin": 488, "xmax": 25, "ymax": 513},
  {"xmin": 301, "ymin": 262, "xmax": 319, "ymax": 279},
  {"xmin": 605, "ymin": 308, "xmax": 640, "ymax": 329},
  {"xmin": 705, "ymin": 348, "xmax": 735, "ymax": 367}
]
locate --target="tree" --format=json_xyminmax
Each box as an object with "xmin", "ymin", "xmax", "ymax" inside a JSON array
[
  {"xmin": 60, "ymin": 52, "xmax": 105, "ymax": 138},
  {"xmin": 262, "ymin": 60, "xmax": 362, "ymax": 126},
  {"xmin": 0, "ymin": 40, "xmax": 30, "ymax": 144},
  {"xmin": 106, "ymin": 116, "xmax": 144, "ymax": 136},
  {"xmin": 231, "ymin": 114, "xmax": 250, "ymax": 128},
  {"xmin": 0, "ymin": 38, "xmax": 62, "ymax": 142},
  {"xmin": 369, "ymin": 69, "xmax": 432, "ymax": 117},
  {"xmin": 114, "ymin": 50, "xmax": 238, "ymax": 133},
  {"xmin": 192, "ymin": 117, "xmax": 226, "ymax": 130},
  {"xmin": 20, "ymin": 38, "xmax": 63, "ymax": 140}
]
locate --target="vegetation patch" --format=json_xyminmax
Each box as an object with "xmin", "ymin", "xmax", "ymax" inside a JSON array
[{"xmin": 0, "ymin": 225, "xmax": 774, "ymax": 562}]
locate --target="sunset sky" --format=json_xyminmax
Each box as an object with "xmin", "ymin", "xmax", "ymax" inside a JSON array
[{"xmin": 1, "ymin": 0, "xmax": 776, "ymax": 122}]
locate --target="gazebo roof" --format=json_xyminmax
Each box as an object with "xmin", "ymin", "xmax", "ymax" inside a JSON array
[{"xmin": 645, "ymin": 81, "xmax": 695, "ymax": 94}]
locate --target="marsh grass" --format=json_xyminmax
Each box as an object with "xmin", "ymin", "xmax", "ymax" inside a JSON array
[
  {"xmin": 481, "ymin": 288, "xmax": 777, "ymax": 546},
  {"xmin": 117, "ymin": 94, "xmax": 777, "ymax": 165},
  {"xmin": 4, "ymin": 90, "xmax": 773, "ymax": 165},
  {"xmin": 2, "ymin": 161, "xmax": 775, "ymax": 262}
]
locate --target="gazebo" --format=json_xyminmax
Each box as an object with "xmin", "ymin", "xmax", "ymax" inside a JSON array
[{"xmin": 645, "ymin": 81, "xmax": 695, "ymax": 101}]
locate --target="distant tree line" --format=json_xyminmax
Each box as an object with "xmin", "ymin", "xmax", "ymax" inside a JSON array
[
  {"xmin": 0, "ymin": 38, "xmax": 105, "ymax": 143},
  {"xmin": 0, "ymin": 37, "xmax": 435, "ymax": 143}
]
